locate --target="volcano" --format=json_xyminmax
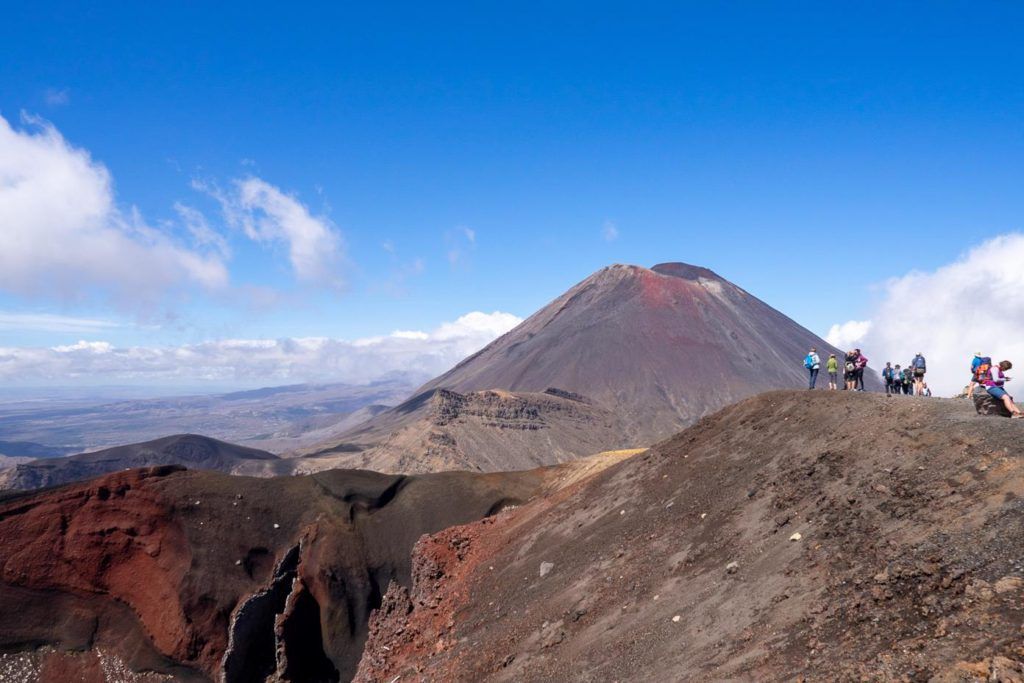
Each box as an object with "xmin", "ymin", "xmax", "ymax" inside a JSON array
[{"xmin": 312, "ymin": 262, "xmax": 869, "ymax": 472}]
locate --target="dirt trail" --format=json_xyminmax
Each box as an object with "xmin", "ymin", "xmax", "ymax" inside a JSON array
[{"xmin": 356, "ymin": 391, "xmax": 1024, "ymax": 682}]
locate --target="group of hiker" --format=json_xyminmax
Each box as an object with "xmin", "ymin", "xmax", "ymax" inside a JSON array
[
  {"xmin": 802, "ymin": 347, "xmax": 868, "ymax": 391},
  {"xmin": 801, "ymin": 348, "xmax": 1022, "ymax": 419},
  {"xmin": 881, "ymin": 354, "xmax": 930, "ymax": 396}
]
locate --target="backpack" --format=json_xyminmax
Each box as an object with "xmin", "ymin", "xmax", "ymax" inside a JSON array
[
  {"xmin": 845, "ymin": 361, "xmax": 856, "ymax": 372},
  {"xmin": 975, "ymin": 357, "xmax": 992, "ymax": 382},
  {"xmin": 804, "ymin": 354, "xmax": 814, "ymax": 369},
  {"xmin": 913, "ymin": 355, "xmax": 926, "ymax": 370}
]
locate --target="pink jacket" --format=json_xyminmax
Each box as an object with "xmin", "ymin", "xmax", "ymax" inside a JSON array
[{"xmin": 983, "ymin": 367, "xmax": 1006, "ymax": 387}]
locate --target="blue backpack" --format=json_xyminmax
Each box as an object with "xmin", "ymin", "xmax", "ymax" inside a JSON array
[{"xmin": 913, "ymin": 355, "xmax": 926, "ymax": 370}]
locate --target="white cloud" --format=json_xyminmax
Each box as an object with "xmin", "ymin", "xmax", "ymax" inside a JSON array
[
  {"xmin": 43, "ymin": 88, "xmax": 70, "ymax": 106},
  {"xmin": 602, "ymin": 220, "xmax": 619, "ymax": 242},
  {"xmin": 206, "ymin": 177, "xmax": 345, "ymax": 287},
  {"xmin": 829, "ymin": 233, "xmax": 1024, "ymax": 396},
  {"xmin": 446, "ymin": 226, "xmax": 477, "ymax": 267},
  {"xmin": 0, "ymin": 311, "xmax": 523, "ymax": 386},
  {"xmin": 432, "ymin": 311, "xmax": 521, "ymax": 341},
  {"xmin": 0, "ymin": 312, "xmax": 121, "ymax": 333},
  {"xmin": 174, "ymin": 202, "xmax": 230, "ymax": 258},
  {"xmin": 0, "ymin": 113, "xmax": 228, "ymax": 307},
  {"xmin": 51, "ymin": 340, "xmax": 113, "ymax": 353},
  {"xmin": 825, "ymin": 320, "xmax": 872, "ymax": 349}
]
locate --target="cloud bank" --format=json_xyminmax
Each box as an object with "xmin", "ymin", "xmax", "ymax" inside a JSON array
[
  {"xmin": 827, "ymin": 233, "xmax": 1024, "ymax": 396},
  {"xmin": 0, "ymin": 113, "xmax": 348, "ymax": 310},
  {"xmin": 0, "ymin": 311, "xmax": 522, "ymax": 387},
  {"xmin": 0, "ymin": 113, "xmax": 228, "ymax": 305}
]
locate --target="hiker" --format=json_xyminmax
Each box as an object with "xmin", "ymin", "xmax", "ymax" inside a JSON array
[
  {"xmin": 983, "ymin": 360, "xmax": 1023, "ymax": 418},
  {"xmin": 912, "ymin": 352, "xmax": 927, "ymax": 395},
  {"xmin": 967, "ymin": 352, "xmax": 985, "ymax": 398},
  {"xmin": 882, "ymin": 362, "xmax": 895, "ymax": 395},
  {"xmin": 892, "ymin": 364, "xmax": 904, "ymax": 395},
  {"xmin": 804, "ymin": 347, "xmax": 820, "ymax": 389},
  {"xmin": 923, "ymin": 382, "xmax": 932, "ymax": 397},
  {"xmin": 902, "ymin": 366, "xmax": 914, "ymax": 394},
  {"xmin": 827, "ymin": 353, "xmax": 839, "ymax": 390},
  {"xmin": 844, "ymin": 350, "xmax": 858, "ymax": 390},
  {"xmin": 854, "ymin": 349, "xmax": 868, "ymax": 391}
]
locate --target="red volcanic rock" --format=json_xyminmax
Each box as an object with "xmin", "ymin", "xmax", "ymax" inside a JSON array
[
  {"xmin": 0, "ymin": 464, "xmax": 551, "ymax": 682},
  {"xmin": 0, "ymin": 467, "xmax": 194, "ymax": 661}
]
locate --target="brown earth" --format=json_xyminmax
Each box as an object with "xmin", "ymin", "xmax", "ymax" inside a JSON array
[
  {"xmin": 355, "ymin": 391, "xmax": 1024, "ymax": 682},
  {"xmin": 0, "ymin": 459, "xmax": 613, "ymax": 682},
  {"xmin": 314, "ymin": 262, "xmax": 878, "ymax": 473}
]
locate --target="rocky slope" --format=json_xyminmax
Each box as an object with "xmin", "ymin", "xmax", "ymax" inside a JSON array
[
  {"xmin": 355, "ymin": 391, "xmax": 1024, "ymax": 682},
  {"xmin": 0, "ymin": 434, "xmax": 288, "ymax": 491},
  {"xmin": 305, "ymin": 388, "xmax": 633, "ymax": 474},
  {"xmin": 0, "ymin": 454, "xmax": 627, "ymax": 682},
  {"xmin": 314, "ymin": 262, "xmax": 872, "ymax": 472}
]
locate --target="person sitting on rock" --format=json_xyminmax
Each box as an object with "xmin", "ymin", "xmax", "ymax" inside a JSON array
[{"xmin": 983, "ymin": 360, "xmax": 1023, "ymax": 419}]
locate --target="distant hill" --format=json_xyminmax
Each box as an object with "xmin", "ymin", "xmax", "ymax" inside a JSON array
[
  {"xmin": 0, "ymin": 434, "xmax": 287, "ymax": 491},
  {"xmin": 310, "ymin": 262, "xmax": 874, "ymax": 472}
]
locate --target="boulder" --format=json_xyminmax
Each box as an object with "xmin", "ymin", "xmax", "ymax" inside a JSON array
[{"xmin": 973, "ymin": 392, "xmax": 1012, "ymax": 418}]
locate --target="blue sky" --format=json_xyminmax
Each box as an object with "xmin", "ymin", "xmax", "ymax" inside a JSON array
[{"xmin": 1, "ymin": 2, "xmax": 1023, "ymax": 391}]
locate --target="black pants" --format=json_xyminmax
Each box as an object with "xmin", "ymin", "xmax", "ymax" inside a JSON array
[
  {"xmin": 885, "ymin": 380, "xmax": 894, "ymax": 395},
  {"xmin": 856, "ymin": 368, "xmax": 865, "ymax": 390}
]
